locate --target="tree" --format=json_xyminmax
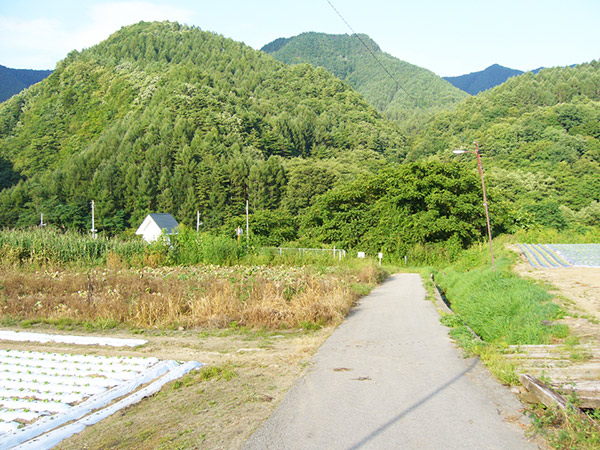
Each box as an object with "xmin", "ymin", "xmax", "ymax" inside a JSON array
[{"xmin": 301, "ymin": 162, "xmax": 491, "ymax": 258}]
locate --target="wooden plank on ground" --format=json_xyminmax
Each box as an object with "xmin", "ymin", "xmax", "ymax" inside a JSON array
[
  {"xmin": 519, "ymin": 374, "xmax": 568, "ymax": 410},
  {"xmin": 551, "ymin": 381, "xmax": 600, "ymax": 409}
]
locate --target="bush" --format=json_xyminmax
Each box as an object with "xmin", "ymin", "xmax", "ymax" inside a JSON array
[{"xmin": 167, "ymin": 226, "xmax": 245, "ymax": 266}]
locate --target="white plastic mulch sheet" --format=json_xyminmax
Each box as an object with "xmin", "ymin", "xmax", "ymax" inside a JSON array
[
  {"xmin": 518, "ymin": 243, "xmax": 600, "ymax": 268},
  {"xmin": 546, "ymin": 243, "xmax": 600, "ymax": 268},
  {"xmin": 0, "ymin": 350, "xmax": 202, "ymax": 450},
  {"xmin": 0, "ymin": 330, "xmax": 147, "ymax": 347}
]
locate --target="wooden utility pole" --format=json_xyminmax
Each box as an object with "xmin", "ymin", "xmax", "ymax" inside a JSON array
[{"xmin": 474, "ymin": 141, "xmax": 495, "ymax": 270}]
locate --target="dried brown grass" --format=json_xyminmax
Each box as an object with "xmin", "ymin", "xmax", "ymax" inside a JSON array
[{"xmin": 0, "ymin": 265, "xmax": 370, "ymax": 329}]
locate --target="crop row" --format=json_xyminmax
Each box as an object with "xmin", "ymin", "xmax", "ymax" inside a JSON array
[
  {"xmin": 0, "ymin": 350, "xmax": 163, "ymax": 439},
  {"xmin": 546, "ymin": 244, "xmax": 600, "ymax": 267}
]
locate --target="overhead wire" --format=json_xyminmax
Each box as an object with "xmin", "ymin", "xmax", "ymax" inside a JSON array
[{"xmin": 325, "ymin": 0, "xmax": 418, "ymax": 106}]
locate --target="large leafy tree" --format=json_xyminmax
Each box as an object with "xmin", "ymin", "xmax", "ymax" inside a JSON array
[{"xmin": 301, "ymin": 162, "xmax": 502, "ymax": 258}]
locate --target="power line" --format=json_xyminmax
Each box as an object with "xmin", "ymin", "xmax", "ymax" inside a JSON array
[{"xmin": 325, "ymin": 0, "xmax": 418, "ymax": 106}]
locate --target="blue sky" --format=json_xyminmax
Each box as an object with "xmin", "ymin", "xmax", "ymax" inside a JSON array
[{"xmin": 1, "ymin": 0, "xmax": 598, "ymax": 76}]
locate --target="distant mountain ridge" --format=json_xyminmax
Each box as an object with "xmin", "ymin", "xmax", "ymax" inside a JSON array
[
  {"xmin": 262, "ymin": 32, "xmax": 467, "ymax": 130},
  {"xmin": 0, "ymin": 64, "xmax": 53, "ymax": 102},
  {"xmin": 443, "ymin": 64, "xmax": 524, "ymax": 95},
  {"xmin": 443, "ymin": 63, "xmax": 580, "ymax": 95}
]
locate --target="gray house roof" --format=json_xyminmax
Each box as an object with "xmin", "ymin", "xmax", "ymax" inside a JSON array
[{"xmin": 147, "ymin": 213, "xmax": 179, "ymax": 233}]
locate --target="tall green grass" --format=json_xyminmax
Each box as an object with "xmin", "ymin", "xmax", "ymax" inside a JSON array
[
  {"xmin": 431, "ymin": 233, "xmax": 571, "ymax": 346},
  {"xmin": 435, "ymin": 262, "xmax": 567, "ymax": 345},
  {"xmin": 167, "ymin": 228, "xmax": 246, "ymax": 266}
]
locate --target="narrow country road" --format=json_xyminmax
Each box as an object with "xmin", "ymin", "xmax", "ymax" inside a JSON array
[{"xmin": 243, "ymin": 274, "xmax": 538, "ymax": 450}]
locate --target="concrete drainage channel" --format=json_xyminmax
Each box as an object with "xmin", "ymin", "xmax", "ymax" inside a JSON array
[
  {"xmin": 0, "ymin": 332, "xmax": 203, "ymax": 450},
  {"xmin": 430, "ymin": 274, "xmax": 482, "ymax": 342}
]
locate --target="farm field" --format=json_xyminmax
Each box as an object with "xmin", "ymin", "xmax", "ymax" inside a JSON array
[
  {"xmin": 0, "ymin": 261, "xmax": 383, "ymax": 448},
  {"xmin": 0, "ymin": 344, "xmax": 200, "ymax": 449},
  {"xmin": 0, "ymin": 326, "xmax": 332, "ymax": 449},
  {"xmin": 518, "ymin": 243, "xmax": 600, "ymax": 268},
  {"xmin": 0, "ymin": 264, "xmax": 370, "ymax": 330}
]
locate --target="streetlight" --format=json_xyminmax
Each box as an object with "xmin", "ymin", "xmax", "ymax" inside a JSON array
[{"xmin": 453, "ymin": 141, "xmax": 495, "ymax": 270}]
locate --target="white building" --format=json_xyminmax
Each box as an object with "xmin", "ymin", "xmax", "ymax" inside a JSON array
[{"xmin": 135, "ymin": 213, "xmax": 179, "ymax": 243}]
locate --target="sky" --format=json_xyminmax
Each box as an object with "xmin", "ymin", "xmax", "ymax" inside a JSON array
[{"xmin": 0, "ymin": 0, "xmax": 598, "ymax": 77}]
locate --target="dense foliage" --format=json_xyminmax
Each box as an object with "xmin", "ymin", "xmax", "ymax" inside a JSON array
[
  {"xmin": 0, "ymin": 64, "xmax": 52, "ymax": 103},
  {"xmin": 262, "ymin": 32, "xmax": 467, "ymax": 130},
  {"xmin": 298, "ymin": 161, "xmax": 507, "ymax": 262},
  {"xmin": 0, "ymin": 21, "xmax": 406, "ymax": 235},
  {"xmin": 1, "ymin": 21, "xmax": 600, "ymax": 261},
  {"xmin": 412, "ymin": 61, "xmax": 600, "ymax": 230},
  {"xmin": 443, "ymin": 64, "xmax": 524, "ymax": 95}
]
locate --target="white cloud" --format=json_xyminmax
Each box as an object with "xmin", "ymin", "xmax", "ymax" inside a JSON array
[
  {"xmin": 76, "ymin": 2, "xmax": 195, "ymax": 50},
  {"xmin": 0, "ymin": 17, "xmax": 70, "ymax": 69},
  {"xmin": 0, "ymin": 2, "xmax": 195, "ymax": 69}
]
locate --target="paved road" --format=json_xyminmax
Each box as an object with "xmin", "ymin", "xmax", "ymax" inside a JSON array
[{"xmin": 243, "ymin": 274, "xmax": 538, "ymax": 450}]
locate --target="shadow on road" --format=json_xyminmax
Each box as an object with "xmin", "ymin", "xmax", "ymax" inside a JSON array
[{"xmin": 347, "ymin": 358, "xmax": 480, "ymax": 450}]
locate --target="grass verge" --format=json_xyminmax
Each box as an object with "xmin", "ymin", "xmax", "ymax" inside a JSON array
[
  {"xmin": 433, "ymin": 238, "xmax": 600, "ymax": 448},
  {"xmin": 435, "ymin": 262, "xmax": 567, "ymax": 345}
]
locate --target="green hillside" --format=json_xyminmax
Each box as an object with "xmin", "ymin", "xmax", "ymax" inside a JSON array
[
  {"xmin": 0, "ymin": 21, "xmax": 406, "ymax": 232},
  {"xmin": 2, "ymin": 21, "xmax": 598, "ymax": 257},
  {"xmin": 262, "ymin": 32, "xmax": 468, "ymax": 130},
  {"xmin": 412, "ymin": 62, "xmax": 600, "ymax": 229}
]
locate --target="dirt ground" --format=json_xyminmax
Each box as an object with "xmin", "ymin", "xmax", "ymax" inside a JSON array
[
  {"xmin": 0, "ymin": 326, "xmax": 332, "ymax": 449},
  {"xmin": 510, "ymin": 245, "xmax": 600, "ymax": 343}
]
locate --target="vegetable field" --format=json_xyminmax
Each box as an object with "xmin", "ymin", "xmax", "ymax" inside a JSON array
[
  {"xmin": 518, "ymin": 244, "xmax": 600, "ymax": 268},
  {"xmin": 0, "ymin": 346, "xmax": 200, "ymax": 449}
]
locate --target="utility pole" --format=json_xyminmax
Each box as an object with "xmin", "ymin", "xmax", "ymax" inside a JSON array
[
  {"xmin": 246, "ymin": 200, "xmax": 249, "ymax": 244},
  {"xmin": 91, "ymin": 200, "xmax": 97, "ymax": 239},
  {"xmin": 474, "ymin": 141, "xmax": 495, "ymax": 270},
  {"xmin": 453, "ymin": 142, "xmax": 495, "ymax": 270}
]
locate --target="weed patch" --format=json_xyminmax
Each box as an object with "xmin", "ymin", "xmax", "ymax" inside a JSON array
[
  {"xmin": 530, "ymin": 402, "xmax": 600, "ymax": 450},
  {"xmin": 0, "ymin": 264, "xmax": 380, "ymax": 330},
  {"xmin": 199, "ymin": 365, "xmax": 238, "ymax": 381}
]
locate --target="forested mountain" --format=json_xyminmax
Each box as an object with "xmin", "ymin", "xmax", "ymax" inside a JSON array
[
  {"xmin": 413, "ymin": 62, "xmax": 600, "ymax": 229},
  {"xmin": 0, "ymin": 64, "xmax": 53, "ymax": 102},
  {"xmin": 0, "ymin": 21, "xmax": 407, "ymax": 234},
  {"xmin": 261, "ymin": 32, "xmax": 467, "ymax": 131},
  {"xmin": 443, "ymin": 64, "xmax": 524, "ymax": 95},
  {"xmin": 1, "ymin": 21, "xmax": 598, "ymax": 256}
]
